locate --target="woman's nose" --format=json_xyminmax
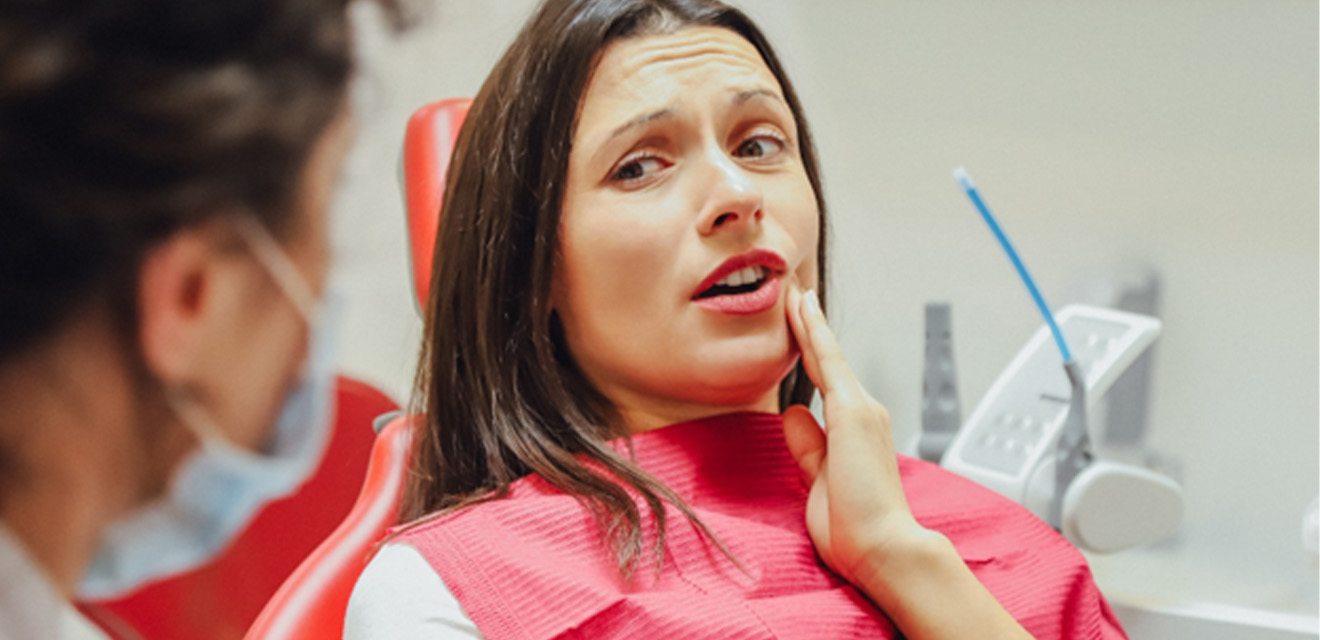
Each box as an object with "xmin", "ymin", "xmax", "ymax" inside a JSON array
[{"xmin": 697, "ymin": 153, "xmax": 764, "ymax": 236}]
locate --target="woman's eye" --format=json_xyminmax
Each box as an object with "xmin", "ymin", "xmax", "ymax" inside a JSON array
[
  {"xmin": 735, "ymin": 134, "xmax": 786, "ymax": 159},
  {"xmin": 610, "ymin": 155, "xmax": 667, "ymax": 182}
]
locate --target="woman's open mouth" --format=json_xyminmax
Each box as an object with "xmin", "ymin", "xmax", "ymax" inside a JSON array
[{"xmin": 692, "ymin": 250, "xmax": 786, "ymax": 316}]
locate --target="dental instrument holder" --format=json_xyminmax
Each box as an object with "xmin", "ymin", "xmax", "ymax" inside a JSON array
[
  {"xmin": 919, "ymin": 303, "xmax": 961, "ymax": 462},
  {"xmin": 942, "ymin": 304, "xmax": 1182, "ymax": 553},
  {"xmin": 944, "ymin": 168, "xmax": 1184, "ymax": 553}
]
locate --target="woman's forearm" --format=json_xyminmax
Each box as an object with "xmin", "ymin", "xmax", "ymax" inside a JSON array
[{"xmin": 852, "ymin": 529, "xmax": 1033, "ymax": 640}]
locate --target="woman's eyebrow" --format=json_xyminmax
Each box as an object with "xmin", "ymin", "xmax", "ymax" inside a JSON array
[
  {"xmin": 732, "ymin": 87, "xmax": 785, "ymax": 107},
  {"xmin": 601, "ymin": 86, "xmax": 780, "ymax": 147},
  {"xmin": 607, "ymin": 107, "xmax": 676, "ymax": 144},
  {"xmin": 588, "ymin": 107, "xmax": 675, "ymax": 169},
  {"xmin": 589, "ymin": 87, "xmax": 786, "ymax": 168}
]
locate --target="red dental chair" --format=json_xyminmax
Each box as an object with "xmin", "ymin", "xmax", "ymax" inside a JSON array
[
  {"xmin": 241, "ymin": 97, "xmax": 473, "ymax": 640},
  {"xmin": 403, "ymin": 98, "xmax": 471, "ymax": 309}
]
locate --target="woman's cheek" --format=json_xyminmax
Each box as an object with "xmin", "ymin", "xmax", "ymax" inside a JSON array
[
  {"xmin": 764, "ymin": 174, "xmax": 820, "ymax": 278},
  {"xmin": 570, "ymin": 223, "xmax": 675, "ymax": 327}
]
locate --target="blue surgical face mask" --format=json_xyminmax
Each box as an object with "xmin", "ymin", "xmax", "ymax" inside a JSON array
[{"xmin": 78, "ymin": 217, "xmax": 338, "ymax": 600}]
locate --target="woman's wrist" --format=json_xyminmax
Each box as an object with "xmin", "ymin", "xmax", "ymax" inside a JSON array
[
  {"xmin": 849, "ymin": 520, "xmax": 958, "ymax": 606},
  {"xmin": 848, "ymin": 522, "xmax": 1032, "ymax": 639}
]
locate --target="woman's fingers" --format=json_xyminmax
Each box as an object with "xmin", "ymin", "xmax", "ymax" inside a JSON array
[
  {"xmin": 782, "ymin": 404, "xmax": 826, "ymax": 483},
  {"xmin": 786, "ymin": 282, "xmax": 876, "ymax": 441},
  {"xmin": 785, "ymin": 281, "xmax": 823, "ymax": 388},
  {"xmin": 799, "ymin": 289, "xmax": 862, "ymax": 401}
]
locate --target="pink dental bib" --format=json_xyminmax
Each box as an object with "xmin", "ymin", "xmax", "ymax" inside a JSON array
[{"xmin": 397, "ymin": 412, "xmax": 1125, "ymax": 639}]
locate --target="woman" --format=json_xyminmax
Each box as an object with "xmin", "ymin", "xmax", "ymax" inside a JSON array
[
  {"xmin": 0, "ymin": 0, "xmax": 400, "ymax": 635},
  {"xmin": 347, "ymin": 0, "xmax": 1125, "ymax": 638}
]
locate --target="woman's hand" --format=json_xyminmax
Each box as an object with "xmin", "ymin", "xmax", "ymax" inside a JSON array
[
  {"xmin": 781, "ymin": 282, "xmax": 1033, "ymax": 639},
  {"xmin": 780, "ymin": 282, "xmax": 932, "ymax": 586}
]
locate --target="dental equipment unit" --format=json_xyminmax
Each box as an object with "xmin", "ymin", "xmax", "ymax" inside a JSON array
[{"xmin": 929, "ymin": 168, "xmax": 1184, "ymax": 554}]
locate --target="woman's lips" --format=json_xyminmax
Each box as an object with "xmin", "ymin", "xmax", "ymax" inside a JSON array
[
  {"xmin": 692, "ymin": 276, "xmax": 782, "ymax": 316},
  {"xmin": 692, "ymin": 249, "xmax": 788, "ymax": 299}
]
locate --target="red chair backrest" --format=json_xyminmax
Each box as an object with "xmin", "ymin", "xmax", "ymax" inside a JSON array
[
  {"xmin": 76, "ymin": 376, "xmax": 398, "ymax": 640},
  {"xmin": 404, "ymin": 97, "xmax": 472, "ymax": 309},
  {"xmin": 243, "ymin": 415, "xmax": 413, "ymax": 640}
]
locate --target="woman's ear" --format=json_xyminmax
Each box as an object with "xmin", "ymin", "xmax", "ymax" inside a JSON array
[{"xmin": 135, "ymin": 225, "xmax": 251, "ymax": 385}]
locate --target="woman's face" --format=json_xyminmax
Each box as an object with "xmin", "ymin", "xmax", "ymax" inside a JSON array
[{"xmin": 556, "ymin": 27, "xmax": 819, "ymax": 430}]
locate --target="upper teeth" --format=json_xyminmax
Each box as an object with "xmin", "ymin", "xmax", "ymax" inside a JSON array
[{"xmin": 717, "ymin": 265, "xmax": 767, "ymax": 287}]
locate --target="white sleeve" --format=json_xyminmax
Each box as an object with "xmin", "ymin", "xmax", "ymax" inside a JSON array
[{"xmin": 344, "ymin": 543, "xmax": 483, "ymax": 640}]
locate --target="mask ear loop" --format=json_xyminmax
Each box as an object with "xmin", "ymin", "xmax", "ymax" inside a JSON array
[
  {"xmin": 233, "ymin": 215, "xmax": 319, "ymax": 322},
  {"xmin": 166, "ymin": 215, "xmax": 321, "ymax": 454},
  {"xmin": 164, "ymin": 387, "xmax": 229, "ymax": 449}
]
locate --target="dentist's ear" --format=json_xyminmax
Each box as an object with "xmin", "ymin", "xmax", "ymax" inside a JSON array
[{"xmin": 136, "ymin": 224, "xmax": 252, "ymax": 385}]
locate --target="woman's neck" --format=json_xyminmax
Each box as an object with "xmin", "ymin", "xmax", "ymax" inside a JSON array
[{"xmin": 613, "ymin": 387, "xmax": 781, "ymax": 434}]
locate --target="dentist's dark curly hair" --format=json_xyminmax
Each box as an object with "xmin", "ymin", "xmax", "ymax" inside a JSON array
[{"xmin": 0, "ymin": 0, "xmax": 406, "ymax": 362}]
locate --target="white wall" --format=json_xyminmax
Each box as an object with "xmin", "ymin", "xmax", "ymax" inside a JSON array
[{"xmin": 336, "ymin": 0, "xmax": 1318, "ymax": 618}]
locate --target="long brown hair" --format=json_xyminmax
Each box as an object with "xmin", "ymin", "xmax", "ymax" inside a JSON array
[{"xmin": 403, "ymin": 0, "xmax": 829, "ymax": 575}]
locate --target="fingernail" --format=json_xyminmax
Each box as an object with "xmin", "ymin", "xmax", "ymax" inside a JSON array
[{"xmin": 804, "ymin": 289, "xmax": 821, "ymax": 316}]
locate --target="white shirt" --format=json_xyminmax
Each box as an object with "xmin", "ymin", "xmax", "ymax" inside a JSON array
[
  {"xmin": 0, "ymin": 525, "xmax": 108, "ymax": 640},
  {"xmin": 344, "ymin": 543, "xmax": 483, "ymax": 639}
]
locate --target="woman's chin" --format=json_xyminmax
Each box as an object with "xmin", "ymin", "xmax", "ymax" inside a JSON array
[{"xmin": 683, "ymin": 344, "xmax": 798, "ymax": 407}]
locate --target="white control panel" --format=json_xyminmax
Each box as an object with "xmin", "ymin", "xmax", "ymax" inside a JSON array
[{"xmin": 942, "ymin": 304, "xmax": 1161, "ymax": 504}]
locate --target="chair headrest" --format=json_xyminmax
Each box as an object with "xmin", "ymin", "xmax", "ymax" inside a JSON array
[{"xmin": 403, "ymin": 98, "xmax": 472, "ymax": 311}]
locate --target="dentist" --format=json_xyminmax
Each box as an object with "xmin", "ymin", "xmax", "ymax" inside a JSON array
[{"xmin": 0, "ymin": 0, "xmax": 401, "ymax": 635}]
